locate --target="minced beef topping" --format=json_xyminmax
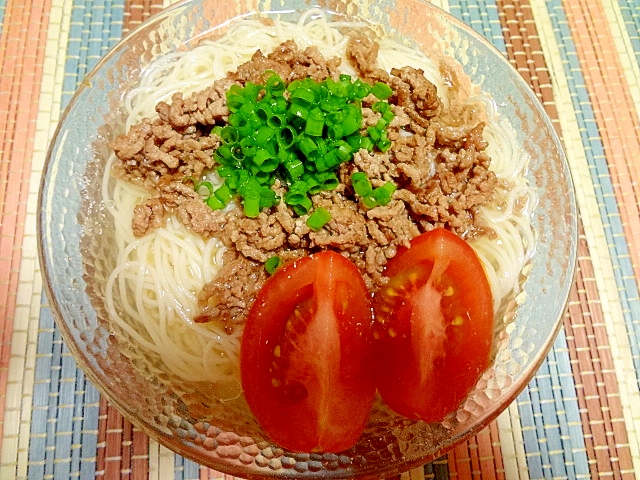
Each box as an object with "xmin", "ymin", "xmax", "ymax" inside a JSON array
[{"xmin": 110, "ymin": 33, "xmax": 498, "ymax": 332}]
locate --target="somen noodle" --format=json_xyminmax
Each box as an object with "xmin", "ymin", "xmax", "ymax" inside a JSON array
[{"xmin": 101, "ymin": 10, "xmax": 537, "ymax": 399}]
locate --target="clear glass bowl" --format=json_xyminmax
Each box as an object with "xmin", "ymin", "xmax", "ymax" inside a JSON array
[{"xmin": 37, "ymin": 0, "xmax": 577, "ymax": 477}]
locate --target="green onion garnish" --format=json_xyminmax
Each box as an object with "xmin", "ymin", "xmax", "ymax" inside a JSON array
[
  {"xmin": 351, "ymin": 172, "xmax": 373, "ymax": 197},
  {"xmin": 264, "ymin": 255, "xmax": 282, "ymax": 274},
  {"xmin": 372, "ymin": 181, "xmax": 397, "ymax": 206},
  {"xmin": 351, "ymin": 172, "xmax": 397, "ymax": 208},
  {"xmin": 200, "ymin": 73, "xmax": 395, "ymax": 217},
  {"xmin": 306, "ymin": 207, "xmax": 332, "ymax": 231},
  {"xmin": 371, "ymin": 82, "xmax": 393, "ymax": 100}
]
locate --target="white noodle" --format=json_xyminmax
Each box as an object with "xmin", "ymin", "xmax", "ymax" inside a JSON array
[{"xmin": 102, "ymin": 12, "xmax": 537, "ymax": 391}]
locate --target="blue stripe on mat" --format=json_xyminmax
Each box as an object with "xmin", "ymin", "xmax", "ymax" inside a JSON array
[
  {"xmin": 517, "ymin": 331, "xmax": 590, "ymax": 479},
  {"xmin": 0, "ymin": 0, "xmax": 6, "ymax": 35},
  {"xmin": 448, "ymin": 0, "xmax": 507, "ymax": 54},
  {"xmin": 618, "ymin": 0, "xmax": 640, "ymax": 68},
  {"xmin": 28, "ymin": 304, "xmax": 101, "ymax": 480},
  {"xmin": 29, "ymin": 0, "xmax": 124, "ymax": 478},
  {"xmin": 62, "ymin": 0, "xmax": 124, "ymax": 107},
  {"xmin": 546, "ymin": 0, "xmax": 640, "ymax": 379},
  {"xmin": 175, "ymin": 456, "xmax": 202, "ymax": 480}
]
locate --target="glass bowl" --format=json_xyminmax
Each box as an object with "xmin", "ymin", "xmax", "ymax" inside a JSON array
[{"xmin": 37, "ymin": 0, "xmax": 577, "ymax": 477}]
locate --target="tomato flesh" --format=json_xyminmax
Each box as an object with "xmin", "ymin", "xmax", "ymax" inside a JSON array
[
  {"xmin": 373, "ymin": 228, "xmax": 494, "ymax": 422},
  {"xmin": 240, "ymin": 251, "xmax": 376, "ymax": 452}
]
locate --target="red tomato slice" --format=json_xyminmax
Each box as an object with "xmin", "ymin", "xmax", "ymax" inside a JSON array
[
  {"xmin": 373, "ymin": 228, "xmax": 494, "ymax": 422},
  {"xmin": 240, "ymin": 251, "xmax": 376, "ymax": 452}
]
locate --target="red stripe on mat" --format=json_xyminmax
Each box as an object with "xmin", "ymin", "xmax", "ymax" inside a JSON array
[
  {"xmin": 0, "ymin": 0, "xmax": 51, "ymax": 448},
  {"xmin": 448, "ymin": 421, "xmax": 505, "ymax": 479},
  {"xmin": 564, "ymin": 228, "xmax": 634, "ymax": 478},
  {"xmin": 564, "ymin": 0, "xmax": 640, "ymax": 284},
  {"xmin": 96, "ymin": 398, "xmax": 151, "ymax": 480},
  {"xmin": 123, "ymin": 0, "xmax": 166, "ymax": 31},
  {"xmin": 496, "ymin": 0, "xmax": 560, "ymax": 133},
  {"xmin": 496, "ymin": 0, "xmax": 636, "ymax": 477}
]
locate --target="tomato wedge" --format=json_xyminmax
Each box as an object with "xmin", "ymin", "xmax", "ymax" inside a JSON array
[
  {"xmin": 240, "ymin": 251, "xmax": 376, "ymax": 452},
  {"xmin": 373, "ymin": 228, "xmax": 494, "ymax": 422}
]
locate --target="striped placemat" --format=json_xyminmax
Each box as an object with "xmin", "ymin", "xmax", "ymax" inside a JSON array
[{"xmin": 1, "ymin": 0, "xmax": 639, "ymax": 478}]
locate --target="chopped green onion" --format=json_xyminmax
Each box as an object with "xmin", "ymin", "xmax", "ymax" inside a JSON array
[
  {"xmin": 378, "ymin": 136, "xmax": 392, "ymax": 152},
  {"xmin": 351, "ymin": 172, "xmax": 396, "ymax": 208},
  {"xmin": 341, "ymin": 105, "xmax": 362, "ymax": 136},
  {"xmin": 272, "ymin": 96, "xmax": 287, "ymax": 114},
  {"xmin": 371, "ymin": 101, "xmax": 388, "ymax": 114},
  {"xmin": 327, "ymin": 123, "xmax": 343, "ymax": 139},
  {"xmin": 304, "ymin": 109, "xmax": 325, "ymax": 136},
  {"xmin": 289, "ymin": 103, "xmax": 309, "ymax": 120},
  {"xmin": 292, "ymin": 196, "xmax": 312, "ymax": 215},
  {"xmin": 206, "ymin": 74, "xmax": 395, "ymax": 217},
  {"xmin": 277, "ymin": 125, "xmax": 296, "ymax": 148},
  {"xmin": 298, "ymin": 136, "xmax": 318, "ymax": 158},
  {"xmin": 242, "ymin": 190, "xmax": 261, "ymax": 218},
  {"xmin": 264, "ymin": 255, "xmax": 282, "ymax": 274},
  {"xmin": 260, "ymin": 187, "xmax": 279, "ymax": 209},
  {"xmin": 362, "ymin": 194, "xmax": 378, "ymax": 209},
  {"xmin": 268, "ymin": 113, "xmax": 286, "ymax": 129},
  {"xmin": 253, "ymin": 125, "xmax": 277, "ymax": 144},
  {"xmin": 372, "ymin": 81, "xmax": 393, "ymax": 100},
  {"xmin": 266, "ymin": 75, "xmax": 286, "ymax": 96},
  {"xmin": 372, "ymin": 181, "xmax": 397, "ymax": 206},
  {"xmin": 195, "ymin": 181, "xmax": 214, "ymax": 197},
  {"xmin": 255, "ymin": 103, "xmax": 271, "ymax": 122},
  {"xmin": 284, "ymin": 158, "xmax": 304, "ymax": 180},
  {"xmin": 306, "ymin": 207, "xmax": 332, "ymax": 231},
  {"xmin": 289, "ymin": 86, "xmax": 316, "ymax": 104},
  {"xmin": 310, "ymin": 172, "xmax": 338, "ymax": 191},
  {"xmin": 215, "ymin": 125, "xmax": 238, "ymax": 143},
  {"xmin": 242, "ymin": 82, "xmax": 262, "ymax": 101},
  {"xmin": 206, "ymin": 195, "xmax": 225, "ymax": 210},
  {"xmin": 226, "ymin": 93, "xmax": 246, "ymax": 112},
  {"xmin": 351, "ymin": 79, "xmax": 371, "ymax": 99},
  {"xmin": 214, "ymin": 183, "xmax": 232, "ymax": 204},
  {"xmin": 351, "ymin": 172, "xmax": 373, "ymax": 197},
  {"xmin": 367, "ymin": 126, "xmax": 381, "ymax": 143},
  {"xmin": 305, "ymin": 176, "xmax": 322, "ymax": 195}
]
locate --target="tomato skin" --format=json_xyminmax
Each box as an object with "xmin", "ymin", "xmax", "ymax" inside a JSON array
[
  {"xmin": 240, "ymin": 251, "xmax": 376, "ymax": 452},
  {"xmin": 373, "ymin": 228, "xmax": 494, "ymax": 422}
]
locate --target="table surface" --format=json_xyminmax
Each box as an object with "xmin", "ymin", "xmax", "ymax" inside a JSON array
[{"xmin": 1, "ymin": 0, "xmax": 640, "ymax": 479}]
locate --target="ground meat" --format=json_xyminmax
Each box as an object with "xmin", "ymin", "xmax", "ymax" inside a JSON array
[
  {"xmin": 111, "ymin": 33, "xmax": 499, "ymax": 330},
  {"xmin": 310, "ymin": 191, "xmax": 370, "ymax": 251},
  {"xmin": 264, "ymin": 40, "xmax": 342, "ymax": 83},
  {"xmin": 391, "ymin": 66, "xmax": 441, "ymax": 118},
  {"xmin": 194, "ymin": 252, "xmax": 267, "ymax": 333},
  {"xmin": 156, "ymin": 76, "xmax": 236, "ymax": 128},
  {"xmin": 132, "ymin": 198, "xmax": 165, "ymax": 237},
  {"xmin": 111, "ymin": 117, "xmax": 221, "ymax": 192},
  {"xmin": 345, "ymin": 33, "xmax": 380, "ymax": 75},
  {"xmin": 176, "ymin": 199, "xmax": 228, "ymax": 238}
]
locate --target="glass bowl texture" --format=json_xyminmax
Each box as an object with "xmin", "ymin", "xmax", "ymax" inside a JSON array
[{"xmin": 37, "ymin": 0, "xmax": 578, "ymax": 477}]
